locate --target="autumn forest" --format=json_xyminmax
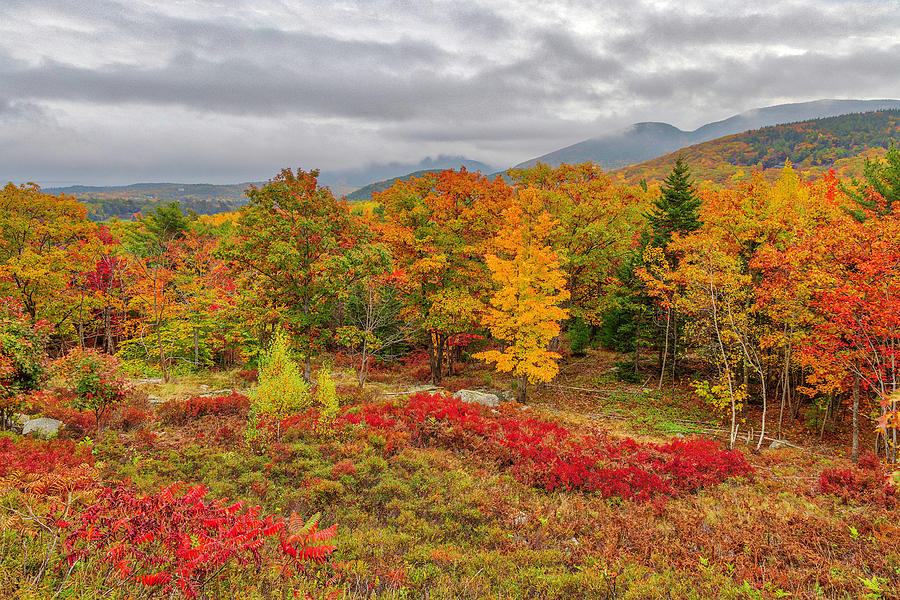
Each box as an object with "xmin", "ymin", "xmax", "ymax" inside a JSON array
[{"xmin": 2, "ymin": 129, "xmax": 900, "ymax": 598}]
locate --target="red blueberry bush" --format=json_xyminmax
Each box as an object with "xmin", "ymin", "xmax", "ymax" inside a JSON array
[
  {"xmin": 818, "ymin": 452, "xmax": 898, "ymax": 507},
  {"xmin": 337, "ymin": 393, "xmax": 753, "ymax": 502},
  {"xmin": 157, "ymin": 393, "xmax": 250, "ymax": 425},
  {"xmin": 0, "ymin": 436, "xmax": 93, "ymax": 476}
]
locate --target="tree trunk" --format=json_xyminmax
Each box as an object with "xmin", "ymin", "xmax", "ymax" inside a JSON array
[
  {"xmin": 428, "ymin": 332, "xmax": 444, "ymax": 385},
  {"xmin": 658, "ymin": 307, "xmax": 670, "ymax": 390},
  {"xmin": 851, "ymin": 370, "xmax": 860, "ymax": 463},
  {"xmin": 515, "ymin": 375, "xmax": 527, "ymax": 403},
  {"xmin": 193, "ymin": 326, "xmax": 199, "ymax": 366},
  {"xmin": 153, "ymin": 265, "xmax": 168, "ymax": 383}
]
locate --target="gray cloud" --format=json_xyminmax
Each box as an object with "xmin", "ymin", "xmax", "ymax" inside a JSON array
[{"xmin": 0, "ymin": 0, "xmax": 898, "ymax": 184}]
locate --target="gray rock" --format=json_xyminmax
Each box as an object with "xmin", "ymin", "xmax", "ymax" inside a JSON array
[
  {"xmin": 452, "ymin": 389, "xmax": 500, "ymax": 407},
  {"xmin": 193, "ymin": 389, "xmax": 232, "ymax": 397},
  {"xmin": 493, "ymin": 389, "xmax": 516, "ymax": 403},
  {"xmin": 22, "ymin": 418, "xmax": 64, "ymax": 438},
  {"xmin": 147, "ymin": 395, "xmax": 165, "ymax": 405},
  {"xmin": 768, "ymin": 439, "xmax": 790, "ymax": 450}
]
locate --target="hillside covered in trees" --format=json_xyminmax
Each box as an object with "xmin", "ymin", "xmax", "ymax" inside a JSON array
[
  {"xmin": 613, "ymin": 110, "xmax": 900, "ymax": 185},
  {"xmin": 2, "ymin": 153, "xmax": 900, "ymax": 599}
]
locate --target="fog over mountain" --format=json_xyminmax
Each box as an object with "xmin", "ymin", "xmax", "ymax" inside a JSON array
[{"xmin": 514, "ymin": 99, "xmax": 900, "ymax": 170}]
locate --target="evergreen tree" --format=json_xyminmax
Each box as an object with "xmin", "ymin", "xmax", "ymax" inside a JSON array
[
  {"xmin": 645, "ymin": 155, "xmax": 702, "ymax": 249},
  {"xmin": 643, "ymin": 156, "xmax": 701, "ymax": 384},
  {"xmin": 844, "ymin": 144, "xmax": 900, "ymax": 221}
]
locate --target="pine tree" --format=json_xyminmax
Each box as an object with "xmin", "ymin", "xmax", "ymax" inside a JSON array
[
  {"xmin": 643, "ymin": 156, "xmax": 701, "ymax": 385},
  {"xmin": 645, "ymin": 155, "xmax": 702, "ymax": 249},
  {"xmin": 844, "ymin": 144, "xmax": 900, "ymax": 221}
]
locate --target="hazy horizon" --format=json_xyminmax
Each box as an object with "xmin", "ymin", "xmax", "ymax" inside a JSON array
[{"xmin": 2, "ymin": 1, "xmax": 899, "ymax": 186}]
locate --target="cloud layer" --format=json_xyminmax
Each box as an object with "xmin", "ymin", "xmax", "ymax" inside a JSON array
[{"xmin": 1, "ymin": 0, "xmax": 898, "ymax": 185}]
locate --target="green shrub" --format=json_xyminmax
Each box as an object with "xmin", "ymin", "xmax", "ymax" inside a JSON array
[
  {"xmin": 55, "ymin": 348, "xmax": 131, "ymax": 436},
  {"xmin": 567, "ymin": 317, "xmax": 593, "ymax": 356},
  {"xmin": 0, "ymin": 315, "xmax": 49, "ymax": 430},
  {"xmin": 316, "ymin": 362, "xmax": 339, "ymax": 421},
  {"xmin": 247, "ymin": 330, "xmax": 309, "ymax": 445}
]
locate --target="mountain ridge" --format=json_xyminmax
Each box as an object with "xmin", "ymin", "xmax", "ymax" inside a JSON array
[{"xmin": 514, "ymin": 99, "xmax": 900, "ymax": 170}]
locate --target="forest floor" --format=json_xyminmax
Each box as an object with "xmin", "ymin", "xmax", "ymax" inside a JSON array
[{"xmin": 3, "ymin": 348, "xmax": 899, "ymax": 599}]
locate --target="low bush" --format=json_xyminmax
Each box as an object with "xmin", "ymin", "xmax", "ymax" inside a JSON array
[
  {"xmin": 157, "ymin": 393, "xmax": 250, "ymax": 425},
  {"xmin": 336, "ymin": 393, "xmax": 753, "ymax": 502},
  {"xmin": 27, "ymin": 391, "xmax": 96, "ymax": 437},
  {"xmin": 819, "ymin": 453, "xmax": 897, "ymax": 507},
  {"xmin": 0, "ymin": 435, "xmax": 93, "ymax": 476}
]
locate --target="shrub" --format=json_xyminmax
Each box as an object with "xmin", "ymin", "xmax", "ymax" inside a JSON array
[
  {"xmin": 248, "ymin": 331, "xmax": 309, "ymax": 445},
  {"xmin": 567, "ymin": 317, "xmax": 593, "ymax": 356},
  {"xmin": 0, "ymin": 435, "xmax": 93, "ymax": 476},
  {"xmin": 55, "ymin": 348, "xmax": 131, "ymax": 436},
  {"xmin": 819, "ymin": 460, "xmax": 898, "ymax": 507},
  {"xmin": 119, "ymin": 406, "xmax": 151, "ymax": 430},
  {"xmin": 337, "ymin": 393, "xmax": 753, "ymax": 502},
  {"xmin": 236, "ymin": 367, "xmax": 258, "ymax": 384},
  {"xmin": 6, "ymin": 480, "xmax": 337, "ymax": 598},
  {"xmin": 0, "ymin": 315, "xmax": 50, "ymax": 430},
  {"xmin": 27, "ymin": 391, "xmax": 95, "ymax": 437},
  {"xmin": 316, "ymin": 363, "xmax": 339, "ymax": 421},
  {"xmin": 157, "ymin": 393, "xmax": 250, "ymax": 425}
]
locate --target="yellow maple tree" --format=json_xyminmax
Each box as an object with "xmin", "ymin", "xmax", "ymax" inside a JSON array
[{"xmin": 475, "ymin": 188, "xmax": 570, "ymax": 402}]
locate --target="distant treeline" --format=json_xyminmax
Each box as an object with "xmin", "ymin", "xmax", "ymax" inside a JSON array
[
  {"xmin": 614, "ymin": 109, "xmax": 900, "ymax": 185},
  {"xmin": 726, "ymin": 109, "xmax": 900, "ymax": 168},
  {"xmin": 80, "ymin": 197, "xmax": 247, "ymax": 221}
]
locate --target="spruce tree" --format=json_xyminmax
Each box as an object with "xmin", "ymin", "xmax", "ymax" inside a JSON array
[
  {"xmin": 645, "ymin": 155, "xmax": 702, "ymax": 249},
  {"xmin": 844, "ymin": 144, "xmax": 900, "ymax": 221},
  {"xmin": 643, "ymin": 156, "xmax": 701, "ymax": 384}
]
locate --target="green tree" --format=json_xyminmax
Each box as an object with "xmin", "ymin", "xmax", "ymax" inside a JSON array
[
  {"xmin": 222, "ymin": 168, "xmax": 387, "ymax": 381},
  {"xmin": 644, "ymin": 156, "xmax": 703, "ymax": 383},
  {"xmin": 142, "ymin": 201, "xmax": 191, "ymax": 242},
  {"xmin": 645, "ymin": 155, "xmax": 702, "ymax": 249},
  {"xmin": 844, "ymin": 144, "xmax": 900, "ymax": 220},
  {"xmin": 55, "ymin": 347, "xmax": 131, "ymax": 436}
]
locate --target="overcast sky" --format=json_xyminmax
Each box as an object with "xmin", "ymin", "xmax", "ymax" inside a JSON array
[{"xmin": 1, "ymin": 0, "xmax": 899, "ymax": 186}]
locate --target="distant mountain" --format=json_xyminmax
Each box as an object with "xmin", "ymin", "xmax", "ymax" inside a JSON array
[
  {"xmin": 514, "ymin": 99, "xmax": 900, "ymax": 171},
  {"xmin": 344, "ymin": 159, "xmax": 495, "ymax": 203},
  {"xmin": 319, "ymin": 155, "xmax": 496, "ymax": 191},
  {"xmin": 609, "ymin": 109, "xmax": 900, "ymax": 186}
]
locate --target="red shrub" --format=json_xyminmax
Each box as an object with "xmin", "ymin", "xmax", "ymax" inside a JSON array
[
  {"xmin": 0, "ymin": 436, "xmax": 93, "ymax": 476},
  {"xmin": 27, "ymin": 391, "xmax": 95, "ymax": 437},
  {"xmin": 135, "ymin": 430, "xmax": 158, "ymax": 448},
  {"xmin": 236, "ymin": 368, "xmax": 258, "ymax": 384},
  {"xmin": 402, "ymin": 350, "xmax": 430, "ymax": 368},
  {"xmin": 157, "ymin": 393, "xmax": 250, "ymax": 425},
  {"xmin": 819, "ymin": 462, "xmax": 897, "ymax": 507},
  {"xmin": 120, "ymin": 407, "xmax": 151, "ymax": 430},
  {"xmin": 857, "ymin": 451, "xmax": 881, "ymax": 470},
  {"xmin": 335, "ymin": 393, "xmax": 754, "ymax": 502},
  {"xmin": 331, "ymin": 460, "xmax": 357, "ymax": 478},
  {"xmin": 410, "ymin": 366, "xmax": 432, "ymax": 381}
]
